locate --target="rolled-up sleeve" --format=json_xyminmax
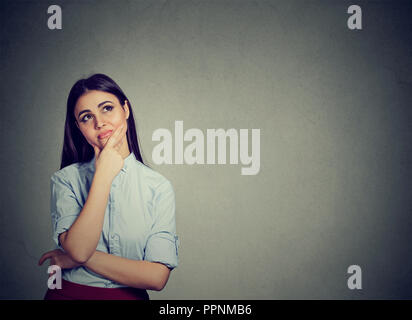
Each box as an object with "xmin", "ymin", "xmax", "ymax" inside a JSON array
[
  {"xmin": 144, "ymin": 180, "xmax": 179, "ymax": 269},
  {"xmin": 50, "ymin": 172, "xmax": 82, "ymax": 248}
]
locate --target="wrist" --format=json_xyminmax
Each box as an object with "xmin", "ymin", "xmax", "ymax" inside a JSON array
[{"xmin": 94, "ymin": 169, "xmax": 114, "ymax": 185}]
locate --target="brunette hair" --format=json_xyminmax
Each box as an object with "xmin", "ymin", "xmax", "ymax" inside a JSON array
[{"xmin": 60, "ymin": 73, "xmax": 146, "ymax": 169}]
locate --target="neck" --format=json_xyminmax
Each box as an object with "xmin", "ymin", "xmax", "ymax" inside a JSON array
[{"xmin": 117, "ymin": 133, "xmax": 131, "ymax": 159}]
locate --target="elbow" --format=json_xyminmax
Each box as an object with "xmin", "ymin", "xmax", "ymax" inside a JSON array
[
  {"xmin": 62, "ymin": 245, "xmax": 92, "ymax": 265},
  {"xmin": 151, "ymin": 280, "xmax": 167, "ymax": 292},
  {"xmin": 72, "ymin": 253, "xmax": 91, "ymax": 265},
  {"xmin": 150, "ymin": 264, "xmax": 171, "ymax": 291},
  {"xmin": 145, "ymin": 277, "xmax": 166, "ymax": 291},
  {"xmin": 66, "ymin": 249, "xmax": 91, "ymax": 265},
  {"xmin": 60, "ymin": 233, "xmax": 93, "ymax": 265},
  {"xmin": 155, "ymin": 277, "xmax": 169, "ymax": 291}
]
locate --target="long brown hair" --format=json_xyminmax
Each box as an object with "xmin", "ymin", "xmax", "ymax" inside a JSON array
[{"xmin": 61, "ymin": 73, "xmax": 146, "ymax": 169}]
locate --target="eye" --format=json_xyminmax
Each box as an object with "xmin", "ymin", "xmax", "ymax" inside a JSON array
[
  {"xmin": 80, "ymin": 106, "xmax": 113, "ymax": 123},
  {"xmin": 80, "ymin": 114, "xmax": 93, "ymax": 122}
]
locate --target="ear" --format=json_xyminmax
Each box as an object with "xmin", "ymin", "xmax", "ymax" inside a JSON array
[{"xmin": 124, "ymin": 100, "xmax": 130, "ymax": 120}]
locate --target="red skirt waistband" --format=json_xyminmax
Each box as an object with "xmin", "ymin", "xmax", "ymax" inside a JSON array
[{"xmin": 44, "ymin": 279, "xmax": 150, "ymax": 300}]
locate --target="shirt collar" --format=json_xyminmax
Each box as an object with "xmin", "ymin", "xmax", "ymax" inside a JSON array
[{"xmin": 88, "ymin": 152, "xmax": 135, "ymax": 173}]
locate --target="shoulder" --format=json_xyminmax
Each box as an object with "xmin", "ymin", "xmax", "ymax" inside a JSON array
[{"xmin": 51, "ymin": 161, "xmax": 93, "ymax": 185}]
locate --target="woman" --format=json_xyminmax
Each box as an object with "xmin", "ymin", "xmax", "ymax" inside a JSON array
[{"xmin": 38, "ymin": 73, "xmax": 179, "ymax": 300}]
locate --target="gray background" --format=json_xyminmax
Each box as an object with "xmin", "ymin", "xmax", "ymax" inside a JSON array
[{"xmin": 1, "ymin": 0, "xmax": 411, "ymax": 299}]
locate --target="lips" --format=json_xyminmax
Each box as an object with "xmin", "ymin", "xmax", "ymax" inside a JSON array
[{"xmin": 98, "ymin": 130, "xmax": 113, "ymax": 139}]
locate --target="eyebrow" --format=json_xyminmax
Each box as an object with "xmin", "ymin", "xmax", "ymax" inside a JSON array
[{"xmin": 77, "ymin": 100, "xmax": 113, "ymax": 120}]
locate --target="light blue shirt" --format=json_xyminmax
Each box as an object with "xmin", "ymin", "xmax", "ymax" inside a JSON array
[{"xmin": 49, "ymin": 152, "xmax": 179, "ymax": 288}]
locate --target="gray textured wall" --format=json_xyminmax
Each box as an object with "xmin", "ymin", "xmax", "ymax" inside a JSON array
[{"xmin": 1, "ymin": 0, "xmax": 411, "ymax": 299}]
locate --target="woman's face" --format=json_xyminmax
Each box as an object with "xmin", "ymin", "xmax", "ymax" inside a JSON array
[{"xmin": 74, "ymin": 90, "xmax": 130, "ymax": 150}]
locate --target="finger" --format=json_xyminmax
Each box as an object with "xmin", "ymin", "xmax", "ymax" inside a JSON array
[
  {"xmin": 114, "ymin": 143, "xmax": 122, "ymax": 153},
  {"xmin": 38, "ymin": 252, "xmax": 50, "ymax": 266},
  {"xmin": 114, "ymin": 134, "xmax": 125, "ymax": 151},
  {"xmin": 93, "ymin": 144, "xmax": 101, "ymax": 158},
  {"xmin": 39, "ymin": 249, "xmax": 61, "ymax": 266},
  {"xmin": 115, "ymin": 125, "xmax": 128, "ymax": 151},
  {"xmin": 105, "ymin": 124, "xmax": 125, "ymax": 148},
  {"xmin": 50, "ymin": 257, "xmax": 57, "ymax": 268},
  {"xmin": 38, "ymin": 252, "xmax": 53, "ymax": 266}
]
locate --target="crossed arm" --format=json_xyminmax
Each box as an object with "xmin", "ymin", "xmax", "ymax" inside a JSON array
[
  {"xmin": 39, "ymin": 164, "xmax": 177, "ymax": 291},
  {"xmin": 39, "ymin": 231, "xmax": 171, "ymax": 291},
  {"xmin": 81, "ymin": 248, "xmax": 171, "ymax": 291},
  {"xmin": 39, "ymin": 170, "xmax": 172, "ymax": 291}
]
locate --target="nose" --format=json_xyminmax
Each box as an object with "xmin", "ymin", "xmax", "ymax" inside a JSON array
[{"xmin": 94, "ymin": 115, "xmax": 105, "ymax": 129}]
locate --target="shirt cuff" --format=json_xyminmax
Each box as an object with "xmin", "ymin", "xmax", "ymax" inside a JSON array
[
  {"xmin": 144, "ymin": 233, "xmax": 179, "ymax": 269},
  {"xmin": 53, "ymin": 214, "xmax": 78, "ymax": 249}
]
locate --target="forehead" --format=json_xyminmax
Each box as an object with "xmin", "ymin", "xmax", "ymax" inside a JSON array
[{"xmin": 74, "ymin": 90, "xmax": 118, "ymax": 112}]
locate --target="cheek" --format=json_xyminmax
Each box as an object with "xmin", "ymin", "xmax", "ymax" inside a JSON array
[
  {"xmin": 80, "ymin": 128, "xmax": 95, "ymax": 143},
  {"xmin": 114, "ymin": 119, "xmax": 128, "ymax": 131}
]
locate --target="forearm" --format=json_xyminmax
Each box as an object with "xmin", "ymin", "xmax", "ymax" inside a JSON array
[
  {"xmin": 62, "ymin": 170, "xmax": 113, "ymax": 263},
  {"xmin": 83, "ymin": 251, "xmax": 170, "ymax": 291}
]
